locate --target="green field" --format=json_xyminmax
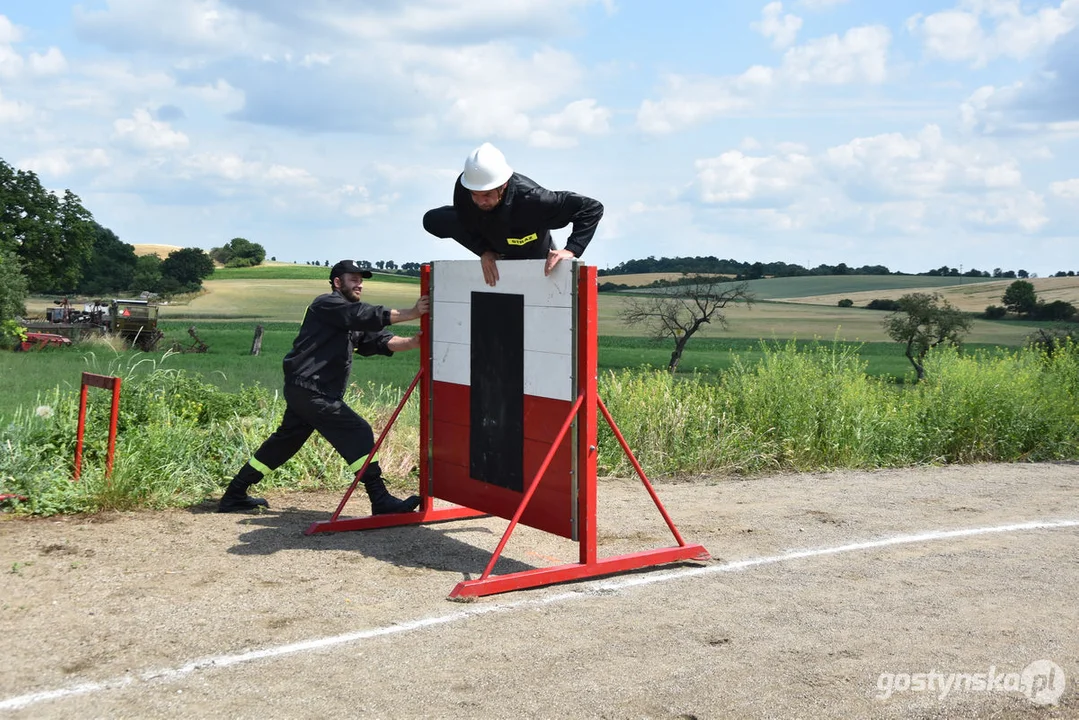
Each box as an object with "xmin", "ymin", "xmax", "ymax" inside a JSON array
[{"xmin": 7, "ymin": 269, "xmax": 1056, "ymax": 422}]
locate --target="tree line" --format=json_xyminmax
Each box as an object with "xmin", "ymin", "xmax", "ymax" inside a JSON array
[
  {"xmin": 598, "ymin": 256, "xmax": 1077, "ymax": 285},
  {"xmin": 1, "ymin": 158, "xmax": 267, "ymax": 330}
]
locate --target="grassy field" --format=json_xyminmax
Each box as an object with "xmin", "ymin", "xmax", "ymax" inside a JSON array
[{"xmin": 9, "ymin": 268, "xmax": 1061, "ymax": 422}]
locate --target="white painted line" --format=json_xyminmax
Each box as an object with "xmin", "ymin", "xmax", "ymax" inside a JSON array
[{"xmin": 3, "ymin": 519, "xmax": 1077, "ymax": 713}]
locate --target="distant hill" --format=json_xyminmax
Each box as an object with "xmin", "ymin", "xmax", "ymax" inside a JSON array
[{"xmin": 132, "ymin": 244, "xmax": 183, "ymax": 258}]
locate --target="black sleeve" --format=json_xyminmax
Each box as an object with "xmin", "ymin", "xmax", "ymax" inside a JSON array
[
  {"xmin": 352, "ymin": 329, "xmax": 394, "ymax": 357},
  {"xmin": 528, "ymin": 187, "xmax": 604, "ymax": 257},
  {"xmin": 450, "ymin": 178, "xmax": 492, "ymax": 257}
]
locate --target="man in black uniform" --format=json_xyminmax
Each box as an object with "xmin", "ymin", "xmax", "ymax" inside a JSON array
[
  {"xmin": 423, "ymin": 142, "xmax": 603, "ymax": 287},
  {"xmin": 218, "ymin": 260, "xmax": 430, "ymax": 514}
]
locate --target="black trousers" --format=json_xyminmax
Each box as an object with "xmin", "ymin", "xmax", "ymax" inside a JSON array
[
  {"xmin": 249, "ymin": 384, "xmax": 375, "ymax": 476},
  {"xmin": 423, "ymin": 206, "xmax": 551, "ymax": 258}
]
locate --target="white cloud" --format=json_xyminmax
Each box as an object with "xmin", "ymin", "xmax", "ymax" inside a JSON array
[
  {"xmin": 29, "ymin": 47, "xmax": 67, "ymax": 75},
  {"xmin": 907, "ymin": 0, "xmax": 1079, "ymax": 67},
  {"xmin": 781, "ymin": 25, "xmax": 891, "ymax": 84},
  {"xmin": 19, "ymin": 148, "xmax": 110, "ymax": 177},
  {"xmin": 636, "ymin": 67, "xmax": 772, "ymax": 133},
  {"xmin": 530, "ymin": 98, "xmax": 611, "ymax": 147},
  {"xmin": 0, "ymin": 43, "xmax": 24, "ymax": 80},
  {"xmin": 964, "ymin": 190, "xmax": 1047, "ymax": 232},
  {"xmin": 75, "ymin": 0, "xmax": 275, "ymax": 56},
  {"xmin": 686, "ymin": 126, "xmax": 1045, "ymax": 236},
  {"xmin": 0, "ymin": 14, "xmax": 22, "ymax": 44},
  {"xmin": 694, "ymin": 149, "xmax": 815, "ymax": 203},
  {"xmin": 112, "ymin": 109, "xmax": 190, "ymax": 151},
  {"xmin": 181, "ymin": 152, "xmax": 316, "ymax": 186},
  {"xmin": 0, "ymin": 88, "xmax": 32, "ymax": 122},
  {"xmin": 798, "ymin": 0, "xmax": 851, "ymax": 9},
  {"xmin": 1051, "ymin": 178, "xmax": 1079, "ymax": 197},
  {"xmin": 636, "ymin": 24, "xmax": 889, "ymax": 134},
  {"xmin": 754, "ymin": 2, "xmax": 803, "ymax": 49},
  {"xmin": 823, "ymin": 124, "xmax": 1024, "ymax": 198}
]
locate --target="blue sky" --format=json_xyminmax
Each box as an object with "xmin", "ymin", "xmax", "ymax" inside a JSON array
[{"xmin": 2, "ymin": 0, "xmax": 1077, "ymax": 275}]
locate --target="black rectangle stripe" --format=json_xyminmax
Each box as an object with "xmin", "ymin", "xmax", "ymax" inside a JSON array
[{"xmin": 469, "ymin": 291, "xmax": 524, "ymax": 493}]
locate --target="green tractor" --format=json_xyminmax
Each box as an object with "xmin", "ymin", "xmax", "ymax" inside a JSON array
[{"xmin": 108, "ymin": 299, "xmax": 164, "ymax": 351}]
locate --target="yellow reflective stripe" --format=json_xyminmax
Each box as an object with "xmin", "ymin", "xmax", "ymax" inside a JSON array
[
  {"xmin": 347, "ymin": 452, "xmax": 379, "ymax": 474},
  {"xmin": 506, "ymin": 233, "xmax": 538, "ymax": 246},
  {"xmin": 249, "ymin": 457, "xmax": 272, "ymax": 475}
]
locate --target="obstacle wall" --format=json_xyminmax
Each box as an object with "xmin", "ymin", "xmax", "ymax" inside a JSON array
[{"xmin": 428, "ymin": 259, "xmax": 579, "ymax": 539}]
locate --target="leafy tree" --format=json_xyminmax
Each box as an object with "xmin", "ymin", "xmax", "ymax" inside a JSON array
[
  {"xmin": 1002, "ymin": 280, "xmax": 1037, "ymax": 316},
  {"xmin": 838, "ymin": 298, "xmax": 854, "ymax": 308},
  {"xmin": 79, "ymin": 223, "xmax": 138, "ymax": 295},
  {"xmin": 210, "ymin": 237, "xmax": 266, "ymax": 268},
  {"xmin": 1032, "ymin": 300, "xmax": 1077, "ymax": 322},
  {"xmin": 619, "ymin": 278, "xmax": 753, "ymax": 372},
  {"xmin": 883, "ymin": 293, "xmax": 972, "ymax": 381},
  {"xmin": 0, "ymin": 161, "xmax": 95, "ymax": 292},
  {"xmin": 161, "ymin": 247, "xmax": 214, "ymax": 292},
  {"xmin": 984, "ymin": 305, "xmax": 1006, "ymax": 320},
  {"xmin": 131, "ymin": 254, "xmax": 163, "ymax": 294},
  {"xmin": 0, "ymin": 247, "xmax": 28, "ymax": 320}
]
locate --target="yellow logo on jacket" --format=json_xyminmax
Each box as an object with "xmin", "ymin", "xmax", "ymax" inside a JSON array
[{"xmin": 506, "ymin": 233, "xmax": 538, "ymax": 246}]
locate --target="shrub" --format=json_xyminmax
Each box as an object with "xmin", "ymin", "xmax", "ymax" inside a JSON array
[
  {"xmin": 838, "ymin": 298, "xmax": 854, "ymax": 308},
  {"xmin": 866, "ymin": 299, "xmax": 901, "ymax": 311},
  {"xmin": 984, "ymin": 305, "xmax": 1007, "ymax": 319}
]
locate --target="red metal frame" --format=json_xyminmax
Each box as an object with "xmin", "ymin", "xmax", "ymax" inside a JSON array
[
  {"xmin": 73, "ymin": 372, "xmax": 121, "ymax": 481},
  {"xmin": 303, "ymin": 263, "xmax": 710, "ymax": 597}
]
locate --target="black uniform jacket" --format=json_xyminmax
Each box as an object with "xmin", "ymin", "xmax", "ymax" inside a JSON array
[
  {"xmin": 451, "ymin": 172, "xmax": 603, "ymax": 259},
  {"xmin": 283, "ymin": 292, "xmax": 394, "ymax": 399}
]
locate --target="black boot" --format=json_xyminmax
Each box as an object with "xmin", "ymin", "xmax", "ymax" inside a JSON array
[
  {"xmin": 362, "ymin": 464, "xmax": 419, "ymax": 515},
  {"xmin": 218, "ymin": 464, "xmax": 269, "ymax": 513}
]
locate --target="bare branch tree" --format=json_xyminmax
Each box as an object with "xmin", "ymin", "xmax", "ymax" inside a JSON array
[{"xmin": 619, "ymin": 277, "xmax": 753, "ymax": 372}]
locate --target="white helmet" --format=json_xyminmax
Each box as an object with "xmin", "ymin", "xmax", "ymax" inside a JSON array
[{"xmin": 460, "ymin": 142, "xmax": 513, "ymax": 191}]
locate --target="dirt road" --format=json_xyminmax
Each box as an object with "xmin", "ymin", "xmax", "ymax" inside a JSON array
[{"xmin": 2, "ymin": 463, "xmax": 1077, "ymax": 719}]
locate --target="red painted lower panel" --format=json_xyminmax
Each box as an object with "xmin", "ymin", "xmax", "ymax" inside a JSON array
[{"xmin": 432, "ymin": 380, "xmax": 575, "ymax": 539}]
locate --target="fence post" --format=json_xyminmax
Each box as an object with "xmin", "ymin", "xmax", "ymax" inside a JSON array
[{"xmin": 250, "ymin": 325, "xmax": 264, "ymax": 356}]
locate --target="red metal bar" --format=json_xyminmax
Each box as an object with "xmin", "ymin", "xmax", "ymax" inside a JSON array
[
  {"xmin": 419, "ymin": 264, "xmax": 433, "ymax": 512},
  {"xmin": 475, "ymin": 394, "xmax": 584, "ymax": 582},
  {"xmin": 577, "ymin": 264, "xmax": 598, "ymax": 563},
  {"xmin": 449, "ymin": 544, "xmax": 710, "ymax": 599},
  {"xmin": 305, "ymin": 505, "xmax": 486, "ymax": 535},
  {"xmin": 326, "ymin": 366, "xmax": 424, "ymax": 523},
  {"xmin": 597, "ymin": 395, "xmax": 689, "ymax": 547},
  {"xmin": 73, "ymin": 383, "xmax": 90, "ymax": 481},
  {"xmin": 106, "ymin": 378, "xmax": 121, "ymax": 478}
]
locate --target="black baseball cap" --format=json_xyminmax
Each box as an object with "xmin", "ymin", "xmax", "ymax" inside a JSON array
[{"xmin": 330, "ymin": 260, "xmax": 373, "ymax": 280}]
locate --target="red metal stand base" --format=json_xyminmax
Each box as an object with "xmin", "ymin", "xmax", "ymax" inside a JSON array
[
  {"xmin": 448, "ymin": 544, "xmax": 710, "ymax": 599},
  {"xmin": 305, "ymin": 502, "xmax": 485, "ymax": 535}
]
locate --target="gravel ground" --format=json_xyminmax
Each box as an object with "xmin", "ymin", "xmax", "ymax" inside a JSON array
[{"xmin": 1, "ymin": 462, "xmax": 1077, "ymax": 719}]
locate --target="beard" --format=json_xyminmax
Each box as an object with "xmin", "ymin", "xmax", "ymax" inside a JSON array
[{"xmin": 342, "ymin": 287, "xmax": 362, "ymax": 302}]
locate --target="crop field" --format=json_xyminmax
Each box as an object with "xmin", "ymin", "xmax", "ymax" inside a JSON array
[{"xmin": 785, "ymin": 275, "xmax": 1079, "ymax": 312}]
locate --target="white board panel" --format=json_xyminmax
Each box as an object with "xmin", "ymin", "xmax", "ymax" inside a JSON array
[
  {"xmin": 524, "ymin": 305, "xmax": 573, "ymax": 355},
  {"xmin": 431, "ymin": 340, "xmax": 470, "ymax": 387},
  {"xmin": 524, "ymin": 350, "xmax": 573, "ymax": 401},
  {"xmin": 431, "ymin": 300, "xmax": 470, "ymax": 346},
  {"xmin": 433, "ymin": 301, "xmax": 572, "ymax": 357},
  {"xmin": 431, "ymin": 259, "xmax": 574, "ymax": 308}
]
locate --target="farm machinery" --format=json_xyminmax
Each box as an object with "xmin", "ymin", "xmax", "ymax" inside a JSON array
[{"xmin": 22, "ymin": 297, "xmax": 166, "ymax": 351}]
